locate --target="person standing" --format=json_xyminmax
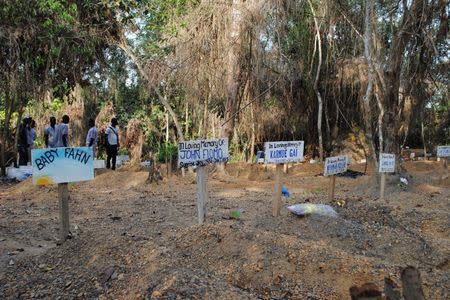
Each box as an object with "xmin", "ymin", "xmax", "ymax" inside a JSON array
[
  {"xmin": 27, "ymin": 119, "xmax": 36, "ymax": 164},
  {"xmin": 17, "ymin": 117, "xmax": 31, "ymax": 166},
  {"xmin": 86, "ymin": 119, "xmax": 98, "ymax": 158},
  {"xmin": 54, "ymin": 115, "xmax": 70, "ymax": 147},
  {"xmin": 44, "ymin": 116, "xmax": 57, "ymax": 148},
  {"xmin": 105, "ymin": 118, "xmax": 119, "ymax": 170}
]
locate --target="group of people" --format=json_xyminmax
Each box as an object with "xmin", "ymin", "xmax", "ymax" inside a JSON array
[{"xmin": 18, "ymin": 116, "xmax": 120, "ymax": 170}]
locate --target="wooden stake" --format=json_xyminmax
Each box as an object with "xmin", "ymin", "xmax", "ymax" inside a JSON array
[
  {"xmin": 272, "ymin": 164, "xmax": 283, "ymax": 217},
  {"xmin": 380, "ymin": 172, "xmax": 386, "ymax": 201},
  {"xmin": 283, "ymin": 163, "xmax": 288, "ymax": 174},
  {"xmin": 441, "ymin": 157, "xmax": 449, "ymax": 183},
  {"xmin": 196, "ymin": 166, "xmax": 207, "ymax": 224},
  {"xmin": 58, "ymin": 183, "xmax": 70, "ymax": 241},
  {"xmin": 328, "ymin": 175, "xmax": 336, "ymax": 202}
]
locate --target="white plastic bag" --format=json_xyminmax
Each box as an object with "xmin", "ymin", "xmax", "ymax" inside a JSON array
[
  {"xmin": 6, "ymin": 167, "xmax": 31, "ymax": 181},
  {"xmin": 287, "ymin": 203, "xmax": 338, "ymax": 218}
]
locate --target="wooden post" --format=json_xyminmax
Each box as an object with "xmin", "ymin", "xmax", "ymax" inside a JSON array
[
  {"xmin": 328, "ymin": 175, "xmax": 336, "ymax": 202},
  {"xmin": 441, "ymin": 157, "xmax": 448, "ymax": 183},
  {"xmin": 272, "ymin": 164, "xmax": 283, "ymax": 217},
  {"xmin": 380, "ymin": 172, "xmax": 386, "ymax": 201},
  {"xmin": 196, "ymin": 166, "xmax": 207, "ymax": 224},
  {"xmin": 283, "ymin": 163, "xmax": 288, "ymax": 174},
  {"xmin": 58, "ymin": 183, "xmax": 70, "ymax": 241}
]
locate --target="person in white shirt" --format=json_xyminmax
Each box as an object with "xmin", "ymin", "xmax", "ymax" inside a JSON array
[
  {"xmin": 54, "ymin": 115, "xmax": 70, "ymax": 147},
  {"xmin": 44, "ymin": 116, "xmax": 57, "ymax": 148},
  {"xmin": 86, "ymin": 119, "xmax": 98, "ymax": 158},
  {"xmin": 105, "ymin": 118, "xmax": 119, "ymax": 170}
]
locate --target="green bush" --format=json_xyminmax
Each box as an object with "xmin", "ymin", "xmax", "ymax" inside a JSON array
[{"xmin": 157, "ymin": 142, "xmax": 178, "ymax": 163}]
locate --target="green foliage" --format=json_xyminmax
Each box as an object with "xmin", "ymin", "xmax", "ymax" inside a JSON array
[
  {"xmin": 118, "ymin": 148, "xmax": 129, "ymax": 155},
  {"xmin": 157, "ymin": 142, "xmax": 177, "ymax": 163},
  {"xmin": 34, "ymin": 137, "xmax": 45, "ymax": 148},
  {"xmin": 230, "ymin": 210, "xmax": 242, "ymax": 220}
]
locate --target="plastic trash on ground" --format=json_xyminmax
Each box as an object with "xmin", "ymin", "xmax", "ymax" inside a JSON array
[
  {"xmin": 6, "ymin": 167, "xmax": 32, "ymax": 181},
  {"xmin": 281, "ymin": 186, "xmax": 290, "ymax": 198},
  {"xmin": 287, "ymin": 203, "xmax": 338, "ymax": 218}
]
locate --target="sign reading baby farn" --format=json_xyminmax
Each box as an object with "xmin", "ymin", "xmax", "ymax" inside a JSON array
[
  {"xmin": 32, "ymin": 147, "xmax": 94, "ymax": 185},
  {"xmin": 264, "ymin": 141, "xmax": 304, "ymax": 164},
  {"xmin": 178, "ymin": 138, "xmax": 229, "ymax": 168},
  {"xmin": 379, "ymin": 153, "xmax": 395, "ymax": 173}
]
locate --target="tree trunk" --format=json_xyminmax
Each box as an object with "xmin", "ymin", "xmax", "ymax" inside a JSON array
[
  {"xmin": 308, "ymin": 0, "xmax": 324, "ymax": 162},
  {"xmin": 383, "ymin": 0, "xmax": 425, "ymax": 156},
  {"xmin": 165, "ymin": 108, "xmax": 169, "ymax": 177},
  {"xmin": 1, "ymin": 92, "xmax": 12, "ymax": 176},
  {"xmin": 219, "ymin": 0, "xmax": 244, "ymax": 171},
  {"xmin": 362, "ymin": 0, "xmax": 377, "ymax": 168},
  {"xmin": 184, "ymin": 102, "xmax": 189, "ymax": 138},
  {"xmin": 250, "ymin": 101, "xmax": 256, "ymax": 163},
  {"xmin": 421, "ymin": 115, "xmax": 426, "ymax": 161},
  {"xmin": 220, "ymin": 0, "xmax": 243, "ymax": 140}
]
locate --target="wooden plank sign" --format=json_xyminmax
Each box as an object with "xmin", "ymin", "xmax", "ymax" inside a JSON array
[
  {"xmin": 178, "ymin": 138, "xmax": 229, "ymax": 224},
  {"xmin": 437, "ymin": 145, "xmax": 450, "ymax": 183},
  {"xmin": 437, "ymin": 145, "xmax": 450, "ymax": 157},
  {"xmin": 264, "ymin": 141, "xmax": 304, "ymax": 164},
  {"xmin": 264, "ymin": 141, "xmax": 304, "ymax": 217},
  {"xmin": 31, "ymin": 147, "xmax": 94, "ymax": 242},
  {"xmin": 324, "ymin": 155, "xmax": 348, "ymax": 202},
  {"xmin": 178, "ymin": 138, "xmax": 229, "ymax": 168},
  {"xmin": 324, "ymin": 155, "xmax": 348, "ymax": 176},
  {"xmin": 379, "ymin": 153, "xmax": 395, "ymax": 201},
  {"xmin": 379, "ymin": 153, "xmax": 395, "ymax": 173},
  {"xmin": 32, "ymin": 147, "xmax": 94, "ymax": 185}
]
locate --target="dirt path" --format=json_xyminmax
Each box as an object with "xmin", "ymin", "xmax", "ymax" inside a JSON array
[{"xmin": 0, "ymin": 161, "xmax": 449, "ymax": 299}]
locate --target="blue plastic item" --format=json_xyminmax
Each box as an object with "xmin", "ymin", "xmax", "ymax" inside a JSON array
[{"xmin": 281, "ymin": 186, "xmax": 290, "ymax": 198}]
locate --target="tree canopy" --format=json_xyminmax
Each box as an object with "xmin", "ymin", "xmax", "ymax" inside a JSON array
[{"xmin": 1, "ymin": 0, "xmax": 449, "ymax": 173}]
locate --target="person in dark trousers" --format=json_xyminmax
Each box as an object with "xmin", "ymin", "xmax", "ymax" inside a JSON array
[
  {"xmin": 54, "ymin": 115, "xmax": 70, "ymax": 147},
  {"xmin": 27, "ymin": 119, "xmax": 36, "ymax": 164},
  {"xmin": 105, "ymin": 118, "xmax": 119, "ymax": 170},
  {"xmin": 44, "ymin": 116, "xmax": 57, "ymax": 148},
  {"xmin": 17, "ymin": 117, "xmax": 31, "ymax": 165}
]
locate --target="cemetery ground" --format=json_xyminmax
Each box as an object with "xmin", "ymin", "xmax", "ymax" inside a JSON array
[{"xmin": 0, "ymin": 161, "xmax": 449, "ymax": 299}]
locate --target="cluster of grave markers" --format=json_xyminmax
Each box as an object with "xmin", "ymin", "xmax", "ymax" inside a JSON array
[{"xmin": 31, "ymin": 143, "xmax": 450, "ymax": 241}]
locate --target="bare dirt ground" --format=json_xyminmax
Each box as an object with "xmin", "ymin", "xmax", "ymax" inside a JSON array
[{"xmin": 0, "ymin": 161, "xmax": 449, "ymax": 299}]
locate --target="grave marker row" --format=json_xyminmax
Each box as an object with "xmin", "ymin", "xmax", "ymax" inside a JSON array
[{"xmin": 30, "ymin": 142, "xmax": 450, "ymax": 237}]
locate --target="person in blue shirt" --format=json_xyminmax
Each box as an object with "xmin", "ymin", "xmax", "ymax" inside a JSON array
[
  {"xmin": 54, "ymin": 115, "xmax": 70, "ymax": 147},
  {"xmin": 44, "ymin": 116, "xmax": 57, "ymax": 148},
  {"xmin": 86, "ymin": 119, "xmax": 99, "ymax": 158}
]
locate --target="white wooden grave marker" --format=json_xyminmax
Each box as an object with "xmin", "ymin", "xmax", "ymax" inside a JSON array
[
  {"xmin": 379, "ymin": 153, "xmax": 395, "ymax": 201},
  {"xmin": 437, "ymin": 145, "xmax": 450, "ymax": 182},
  {"xmin": 324, "ymin": 155, "xmax": 348, "ymax": 202},
  {"xmin": 32, "ymin": 147, "xmax": 94, "ymax": 242},
  {"xmin": 178, "ymin": 138, "xmax": 229, "ymax": 224},
  {"xmin": 264, "ymin": 141, "xmax": 304, "ymax": 217}
]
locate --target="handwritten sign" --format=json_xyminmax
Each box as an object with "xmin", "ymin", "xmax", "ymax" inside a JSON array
[
  {"xmin": 178, "ymin": 138, "xmax": 229, "ymax": 168},
  {"xmin": 437, "ymin": 145, "xmax": 450, "ymax": 157},
  {"xmin": 324, "ymin": 155, "xmax": 348, "ymax": 176},
  {"xmin": 31, "ymin": 147, "xmax": 94, "ymax": 185},
  {"xmin": 264, "ymin": 141, "xmax": 304, "ymax": 164},
  {"xmin": 379, "ymin": 153, "xmax": 395, "ymax": 173}
]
